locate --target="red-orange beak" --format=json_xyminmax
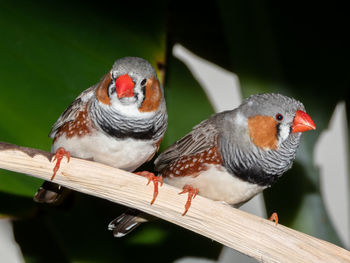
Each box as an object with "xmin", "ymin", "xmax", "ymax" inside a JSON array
[
  {"xmin": 115, "ymin": 74, "xmax": 135, "ymax": 98},
  {"xmin": 292, "ymin": 110, "xmax": 316, "ymax": 133}
]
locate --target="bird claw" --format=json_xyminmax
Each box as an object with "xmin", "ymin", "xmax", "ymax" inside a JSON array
[
  {"xmin": 135, "ymin": 171, "xmax": 162, "ymax": 205},
  {"xmin": 51, "ymin": 147, "xmax": 70, "ymax": 180},
  {"xmin": 179, "ymin": 184, "xmax": 199, "ymax": 216},
  {"xmin": 269, "ymin": 212, "xmax": 279, "ymax": 225}
]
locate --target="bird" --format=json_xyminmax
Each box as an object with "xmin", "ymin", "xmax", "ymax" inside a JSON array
[
  {"xmin": 109, "ymin": 93, "xmax": 316, "ymax": 236},
  {"xmin": 33, "ymin": 56, "xmax": 168, "ymax": 207}
]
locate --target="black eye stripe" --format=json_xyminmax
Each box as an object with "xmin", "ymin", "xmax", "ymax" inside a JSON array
[{"xmin": 109, "ymin": 80, "xmax": 116, "ymax": 95}]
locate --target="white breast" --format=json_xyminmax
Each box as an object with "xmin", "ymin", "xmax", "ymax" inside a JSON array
[
  {"xmin": 52, "ymin": 132, "xmax": 156, "ymax": 172},
  {"xmin": 164, "ymin": 164, "xmax": 266, "ymax": 206}
]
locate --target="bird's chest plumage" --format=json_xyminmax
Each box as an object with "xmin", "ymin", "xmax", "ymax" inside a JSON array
[
  {"xmin": 52, "ymin": 105, "xmax": 158, "ymax": 171},
  {"xmin": 52, "ymin": 131, "xmax": 156, "ymax": 171},
  {"xmin": 160, "ymin": 145, "xmax": 265, "ymax": 205},
  {"xmin": 164, "ymin": 164, "xmax": 265, "ymax": 205}
]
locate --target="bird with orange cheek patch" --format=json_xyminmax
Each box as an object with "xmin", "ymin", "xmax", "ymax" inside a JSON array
[
  {"xmin": 110, "ymin": 93, "xmax": 315, "ymax": 237},
  {"xmin": 33, "ymin": 57, "xmax": 167, "ymax": 210}
]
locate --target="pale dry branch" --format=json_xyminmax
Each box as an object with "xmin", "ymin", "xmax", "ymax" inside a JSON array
[{"xmin": 0, "ymin": 141, "xmax": 349, "ymax": 263}]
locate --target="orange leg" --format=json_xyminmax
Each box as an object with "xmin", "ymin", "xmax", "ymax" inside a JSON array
[
  {"xmin": 269, "ymin": 212, "xmax": 279, "ymax": 225},
  {"xmin": 179, "ymin": 184, "xmax": 199, "ymax": 216},
  {"xmin": 135, "ymin": 171, "xmax": 163, "ymax": 205},
  {"xmin": 51, "ymin": 147, "xmax": 70, "ymax": 180}
]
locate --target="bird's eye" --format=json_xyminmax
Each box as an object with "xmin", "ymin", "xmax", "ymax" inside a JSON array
[
  {"xmin": 275, "ymin": 113, "xmax": 284, "ymax": 121},
  {"xmin": 141, "ymin": 79, "xmax": 147, "ymax": 86}
]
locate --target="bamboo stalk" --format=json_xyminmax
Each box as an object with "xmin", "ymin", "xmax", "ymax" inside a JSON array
[{"xmin": 0, "ymin": 141, "xmax": 349, "ymax": 263}]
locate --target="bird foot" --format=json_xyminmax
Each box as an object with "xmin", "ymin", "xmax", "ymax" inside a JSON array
[
  {"xmin": 269, "ymin": 212, "xmax": 279, "ymax": 225},
  {"xmin": 179, "ymin": 184, "xmax": 199, "ymax": 216},
  {"xmin": 135, "ymin": 171, "xmax": 163, "ymax": 205},
  {"xmin": 51, "ymin": 147, "xmax": 70, "ymax": 180}
]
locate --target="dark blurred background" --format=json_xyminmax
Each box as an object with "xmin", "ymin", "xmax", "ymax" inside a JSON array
[{"xmin": 0, "ymin": 0, "xmax": 349, "ymax": 262}]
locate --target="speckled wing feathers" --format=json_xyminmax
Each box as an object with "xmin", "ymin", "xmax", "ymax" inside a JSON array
[
  {"xmin": 155, "ymin": 118, "xmax": 219, "ymax": 172},
  {"xmin": 49, "ymin": 87, "xmax": 95, "ymax": 138}
]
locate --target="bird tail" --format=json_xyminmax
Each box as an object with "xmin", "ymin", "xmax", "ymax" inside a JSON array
[
  {"xmin": 108, "ymin": 209, "xmax": 150, "ymax": 237},
  {"xmin": 33, "ymin": 181, "xmax": 69, "ymax": 204}
]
